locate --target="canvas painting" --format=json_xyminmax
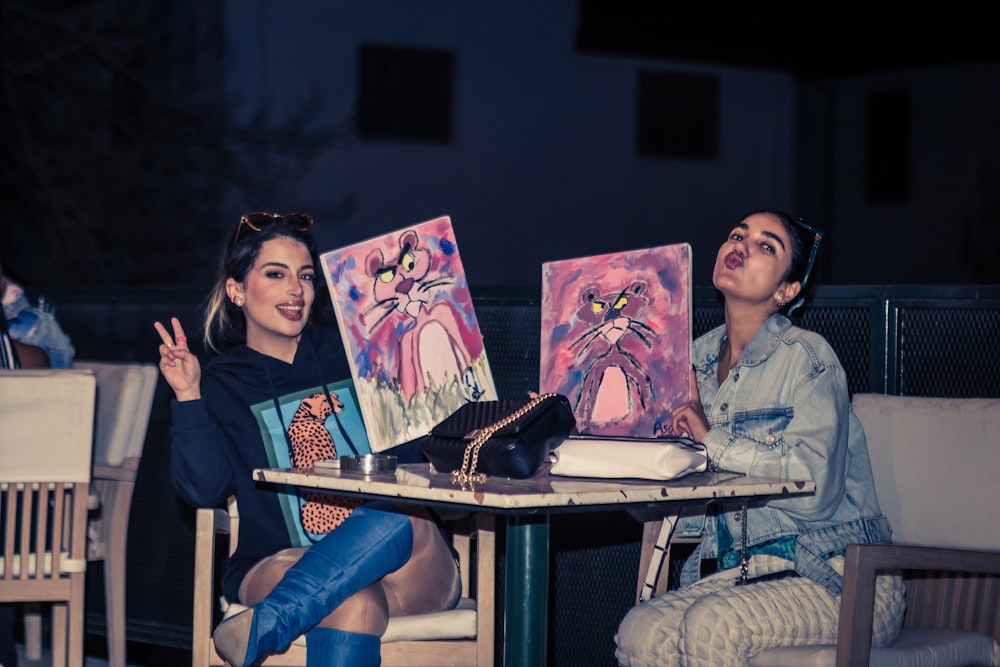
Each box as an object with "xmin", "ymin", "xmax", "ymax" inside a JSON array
[
  {"xmin": 251, "ymin": 380, "xmax": 371, "ymax": 546},
  {"xmin": 321, "ymin": 215, "xmax": 497, "ymax": 452},
  {"xmin": 540, "ymin": 243, "xmax": 692, "ymax": 438}
]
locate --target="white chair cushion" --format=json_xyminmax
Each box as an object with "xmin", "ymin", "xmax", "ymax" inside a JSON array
[
  {"xmin": 0, "ymin": 369, "xmax": 96, "ymax": 482},
  {"xmin": 75, "ymin": 361, "xmax": 158, "ymax": 467},
  {"xmin": 851, "ymin": 394, "xmax": 1000, "ymax": 551},
  {"xmin": 0, "ymin": 550, "xmax": 86, "ymax": 577},
  {"xmin": 381, "ymin": 598, "xmax": 477, "ymax": 642},
  {"xmin": 751, "ymin": 628, "xmax": 1000, "ymax": 667},
  {"xmin": 222, "ymin": 597, "xmax": 477, "ymax": 644}
]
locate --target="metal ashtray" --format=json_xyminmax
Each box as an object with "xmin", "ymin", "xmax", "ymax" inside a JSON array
[{"xmin": 340, "ymin": 454, "xmax": 398, "ymax": 476}]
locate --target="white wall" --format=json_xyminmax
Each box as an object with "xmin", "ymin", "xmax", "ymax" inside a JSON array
[{"xmin": 223, "ymin": 0, "xmax": 796, "ymax": 289}]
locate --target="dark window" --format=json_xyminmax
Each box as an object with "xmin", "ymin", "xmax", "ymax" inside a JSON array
[
  {"xmin": 866, "ymin": 89, "xmax": 910, "ymax": 202},
  {"xmin": 636, "ymin": 70, "xmax": 718, "ymax": 160},
  {"xmin": 357, "ymin": 44, "xmax": 454, "ymax": 143}
]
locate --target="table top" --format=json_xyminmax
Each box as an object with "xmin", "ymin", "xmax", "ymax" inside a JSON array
[{"xmin": 254, "ymin": 463, "xmax": 815, "ymax": 515}]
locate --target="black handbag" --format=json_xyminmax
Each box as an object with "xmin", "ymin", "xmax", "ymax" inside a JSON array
[{"xmin": 419, "ymin": 393, "xmax": 576, "ymax": 483}]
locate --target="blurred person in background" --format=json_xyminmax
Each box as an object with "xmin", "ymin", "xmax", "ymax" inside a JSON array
[{"xmin": 1, "ymin": 259, "xmax": 75, "ymax": 369}]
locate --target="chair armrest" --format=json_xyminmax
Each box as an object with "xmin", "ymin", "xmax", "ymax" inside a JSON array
[
  {"xmin": 836, "ymin": 542, "xmax": 1000, "ymax": 667},
  {"xmin": 92, "ymin": 457, "xmax": 142, "ymax": 483},
  {"xmin": 192, "ymin": 506, "xmax": 232, "ymax": 667}
]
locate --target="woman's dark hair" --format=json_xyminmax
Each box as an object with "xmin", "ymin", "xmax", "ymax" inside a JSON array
[
  {"xmin": 741, "ymin": 209, "xmax": 824, "ymax": 312},
  {"xmin": 202, "ymin": 217, "xmax": 327, "ymax": 353},
  {"xmin": 748, "ymin": 209, "xmax": 823, "ymax": 288}
]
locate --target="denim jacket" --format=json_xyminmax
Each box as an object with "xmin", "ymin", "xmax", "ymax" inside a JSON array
[
  {"xmin": 675, "ymin": 314, "xmax": 890, "ymax": 594},
  {"xmin": 2, "ymin": 280, "xmax": 76, "ymax": 368}
]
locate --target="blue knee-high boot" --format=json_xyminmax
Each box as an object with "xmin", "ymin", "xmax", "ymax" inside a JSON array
[
  {"xmin": 305, "ymin": 627, "xmax": 380, "ymax": 667},
  {"xmin": 213, "ymin": 506, "xmax": 412, "ymax": 667}
]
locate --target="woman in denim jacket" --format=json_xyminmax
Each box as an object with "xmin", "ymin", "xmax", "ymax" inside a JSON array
[
  {"xmin": 615, "ymin": 210, "xmax": 905, "ymax": 667},
  {"xmin": 1, "ymin": 269, "xmax": 75, "ymax": 368}
]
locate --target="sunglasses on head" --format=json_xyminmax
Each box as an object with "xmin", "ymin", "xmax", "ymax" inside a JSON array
[
  {"xmin": 790, "ymin": 216, "xmax": 823, "ymax": 289},
  {"xmin": 233, "ymin": 212, "xmax": 314, "ymax": 245}
]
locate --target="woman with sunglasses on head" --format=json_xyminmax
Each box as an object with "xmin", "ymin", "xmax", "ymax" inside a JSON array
[
  {"xmin": 154, "ymin": 213, "xmax": 461, "ymax": 667},
  {"xmin": 615, "ymin": 210, "xmax": 904, "ymax": 667}
]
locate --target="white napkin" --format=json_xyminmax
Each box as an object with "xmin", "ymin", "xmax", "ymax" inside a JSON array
[{"xmin": 549, "ymin": 436, "xmax": 707, "ymax": 480}]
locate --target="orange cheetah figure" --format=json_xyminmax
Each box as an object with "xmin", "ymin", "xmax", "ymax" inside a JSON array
[{"xmin": 287, "ymin": 392, "xmax": 363, "ymax": 534}]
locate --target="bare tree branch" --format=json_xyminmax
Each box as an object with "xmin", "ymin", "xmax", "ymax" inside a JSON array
[{"xmin": 1, "ymin": 0, "xmax": 350, "ymax": 288}]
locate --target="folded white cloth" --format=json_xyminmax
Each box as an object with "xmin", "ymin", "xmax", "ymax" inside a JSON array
[{"xmin": 549, "ymin": 436, "xmax": 707, "ymax": 480}]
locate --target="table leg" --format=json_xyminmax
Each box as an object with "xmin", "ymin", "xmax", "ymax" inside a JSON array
[{"xmin": 504, "ymin": 514, "xmax": 550, "ymax": 667}]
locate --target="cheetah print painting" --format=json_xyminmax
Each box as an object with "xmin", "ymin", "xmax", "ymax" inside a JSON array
[{"xmin": 287, "ymin": 392, "xmax": 363, "ymax": 533}]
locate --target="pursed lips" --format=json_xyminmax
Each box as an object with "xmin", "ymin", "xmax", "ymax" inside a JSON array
[{"xmin": 724, "ymin": 250, "xmax": 743, "ymax": 270}]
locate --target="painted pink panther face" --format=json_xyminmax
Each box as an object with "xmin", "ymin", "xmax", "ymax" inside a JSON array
[
  {"xmin": 575, "ymin": 282, "xmax": 650, "ymax": 346},
  {"xmin": 366, "ymin": 229, "xmax": 434, "ymax": 322},
  {"xmin": 570, "ymin": 281, "xmax": 657, "ymax": 432},
  {"xmin": 360, "ymin": 228, "xmax": 481, "ymax": 401}
]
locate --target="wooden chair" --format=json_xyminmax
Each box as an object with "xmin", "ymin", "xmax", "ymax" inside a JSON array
[
  {"xmin": 20, "ymin": 361, "xmax": 159, "ymax": 667},
  {"xmin": 634, "ymin": 393, "xmax": 1000, "ymax": 667},
  {"xmin": 192, "ymin": 498, "xmax": 496, "ymax": 667},
  {"xmin": 84, "ymin": 361, "xmax": 160, "ymax": 667},
  {"xmin": 0, "ymin": 368, "xmax": 97, "ymax": 667}
]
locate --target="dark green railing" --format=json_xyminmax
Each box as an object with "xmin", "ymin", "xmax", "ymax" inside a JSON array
[
  {"xmin": 470, "ymin": 284, "xmax": 1000, "ymax": 399},
  {"xmin": 31, "ymin": 284, "xmax": 1000, "ymax": 665}
]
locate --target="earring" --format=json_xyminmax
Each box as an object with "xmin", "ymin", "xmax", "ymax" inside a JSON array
[
  {"xmin": 233, "ymin": 297, "xmax": 243, "ymax": 307},
  {"xmin": 774, "ymin": 297, "xmax": 786, "ymax": 307}
]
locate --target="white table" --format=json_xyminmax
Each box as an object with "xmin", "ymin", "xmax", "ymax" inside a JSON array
[{"xmin": 254, "ymin": 463, "xmax": 814, "ymax": 667}]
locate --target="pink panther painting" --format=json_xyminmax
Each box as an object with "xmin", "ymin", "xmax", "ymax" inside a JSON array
[
  {"xmin": 321, "ymin": 216, "xmax": 497, "ymax": 451},
  {"xmin": 540, "ymin": 243, "xmax": 692, "ymax": 437}
]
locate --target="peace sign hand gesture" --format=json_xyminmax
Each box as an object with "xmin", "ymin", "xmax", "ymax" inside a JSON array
[{"xmin": 153, "ymin": 317, "xmax": 202, "ymax": 401}]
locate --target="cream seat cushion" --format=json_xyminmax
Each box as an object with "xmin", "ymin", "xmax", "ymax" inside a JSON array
[
  {"xmin": 751, "ymin": 629, "xmax": 1000, "ymax": 667},
  {"xmin": 221, "ymin": 597, "xmax": 478, "ymax": 644},
  {"xmin": 850, "ymin": 394, "xmax": 1000, "ymax": 550},
  {"xmin": 76, "ymin": 361, "xmax": 159, "ymax": 467}
]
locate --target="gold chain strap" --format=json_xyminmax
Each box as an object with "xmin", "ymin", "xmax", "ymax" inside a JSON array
[{"xmin": 451, "ymin": 393, "xmax": 557, "ymax": 485}]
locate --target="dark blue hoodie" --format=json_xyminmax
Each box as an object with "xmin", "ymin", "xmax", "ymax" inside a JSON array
[{"xmin": 170, "ymin": 321, "xmax": 353, "ymax": 601}]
